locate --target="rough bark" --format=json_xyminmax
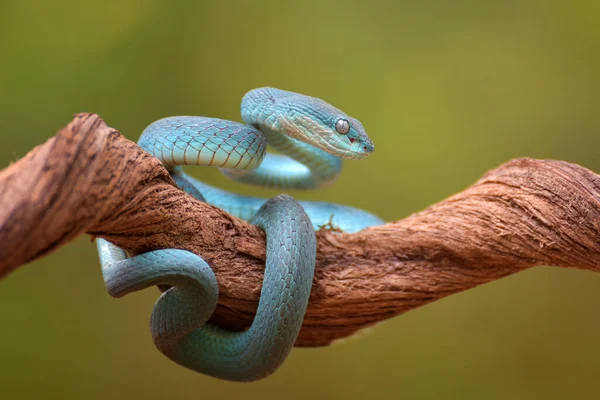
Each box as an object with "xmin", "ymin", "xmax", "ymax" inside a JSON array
[{"xmin": 1, "ymin": 114, "xmax": 599, "ymax": 347}]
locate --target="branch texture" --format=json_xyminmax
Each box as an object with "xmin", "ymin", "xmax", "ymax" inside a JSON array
[{"xmin": 1, "ymin": 114, "xmax": 599, "ymax": 346}]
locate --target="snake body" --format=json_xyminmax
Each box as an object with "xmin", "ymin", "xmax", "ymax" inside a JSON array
[{"xmin": 97, "ymin": 87, "xmax": 383, "ymax": 381}]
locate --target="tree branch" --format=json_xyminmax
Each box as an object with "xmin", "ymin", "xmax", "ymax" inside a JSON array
[{"xmin": 1, "ymin": 114, "xmax": 599, "ymax": 347}]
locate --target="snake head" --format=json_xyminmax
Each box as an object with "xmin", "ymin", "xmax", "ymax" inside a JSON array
[{"xmin": 241, "ymin": 87, "xmax": 375, "ymax": 160}]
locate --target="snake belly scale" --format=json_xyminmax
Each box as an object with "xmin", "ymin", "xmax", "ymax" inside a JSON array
[{"xmin": 96, "ymin": 87, "xmax": 383, "ymax": 381}]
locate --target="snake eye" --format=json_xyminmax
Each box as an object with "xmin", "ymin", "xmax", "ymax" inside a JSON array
[{"xmin": 335, "ymin": 118, "xmax": 350, "ymax": 134}]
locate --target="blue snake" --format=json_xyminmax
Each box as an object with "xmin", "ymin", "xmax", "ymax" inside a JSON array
[{"xmin": 96, "ymin": 87, "xmax": 383, "ymax": 381}]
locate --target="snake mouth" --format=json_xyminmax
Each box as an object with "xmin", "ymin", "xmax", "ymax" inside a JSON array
[
  {"xmin": 346, "ymin": 138, "xmax": 375, "ymax": 160},
  {"xmin": 314, "ymin": 135, "xmax": 374, "ymax": 160}
]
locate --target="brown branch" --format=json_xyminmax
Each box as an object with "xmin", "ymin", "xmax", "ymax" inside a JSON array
[{"xmin": 1, "ymin": 114, "xmax": 599, "ymax": 347}]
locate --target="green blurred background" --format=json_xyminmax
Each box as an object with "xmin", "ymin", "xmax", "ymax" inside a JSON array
[{"xmin": 1, "ymin": 1, "xmax": 599, "ymax": 399}]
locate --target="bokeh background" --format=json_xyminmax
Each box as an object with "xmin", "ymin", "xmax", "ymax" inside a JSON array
[{"xmin": 1, "ymin": 1, "xmax": 599, "ymax": 399}]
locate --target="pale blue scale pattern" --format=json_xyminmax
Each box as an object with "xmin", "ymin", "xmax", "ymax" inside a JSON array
[{"xmin": 96, "ymin": 87, "xmax": 383, "ymax": 381}]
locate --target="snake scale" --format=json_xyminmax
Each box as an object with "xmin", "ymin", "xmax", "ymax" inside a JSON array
[{"xmin": 96, "ymin": 87, "xmax": 383, "ymax": 381}]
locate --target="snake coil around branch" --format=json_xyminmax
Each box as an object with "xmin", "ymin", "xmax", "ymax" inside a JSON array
[{"xmin": 0, "ymin": 113, "xmax": 599, "ymax": 347}]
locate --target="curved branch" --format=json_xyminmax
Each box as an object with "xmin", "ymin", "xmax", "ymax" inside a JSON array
[{"xmin": 1, "ymin": 114, "xmax": 599, "ymax": 347}]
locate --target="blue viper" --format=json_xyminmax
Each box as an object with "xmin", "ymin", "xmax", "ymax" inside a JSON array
[{"xmin": 96, "ymin": 87, "xmax": 383, "ymax": 381}]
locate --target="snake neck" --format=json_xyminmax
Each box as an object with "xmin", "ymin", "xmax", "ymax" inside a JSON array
[
  {"xmin": 265, "ymin": 124, "xmax": 341, "ymax": 185},
  {"xmin": 221, "ymin": 124, "xmax": 342, "ymax": 190},
  {"xmin": 219, "ymin": 126, "xmax": 341, "ymax": 190}
]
